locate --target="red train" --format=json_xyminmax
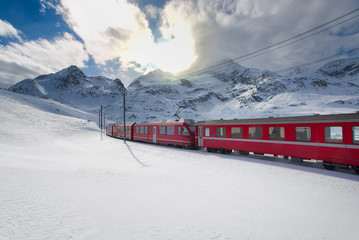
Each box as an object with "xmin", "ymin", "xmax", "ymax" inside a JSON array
[
  {"xmin": 106, "ymin": 119, "xmax": 196, "ymax": 148},
  {"xmin": 106, "ymin": 113, "xmax": 359, "ymax": 174}
]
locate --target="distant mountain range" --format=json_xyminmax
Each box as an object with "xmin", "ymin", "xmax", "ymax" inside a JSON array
[{"xmin": 9, "ymin": 57, "xmax": 359, "ymax": 122}]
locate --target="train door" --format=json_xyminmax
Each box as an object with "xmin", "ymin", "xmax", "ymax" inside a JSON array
[
  {"xmin": 153, "ymin": 126, "xmax": 157, "ymax": 143},
  {"xmin": 198, "ymin": 126, "xmax": 203, "ymax": 147}
]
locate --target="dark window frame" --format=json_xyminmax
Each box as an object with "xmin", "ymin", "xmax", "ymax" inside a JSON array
[
  {"xmin": 353, "ymin": 126, "xmax": 359, "ymax": 144},
  {"xmin": 248, "ymin": 127, "xmax": 262, "ymax": 139},
  {"xmin": 269, "ymin": 127, "xmax": 285, "ymax": 140},
  {"xmin": 216, "ymin": 127, "xmax": 226, "ymax": 138},
  {"xmin": 231, "ymin": 127, "xmax": 243, "ymax": 138},
  {"xmin": 205, "ymin": 127, "xmax": 210, "ymax": 137},
  {"xmin": 325, "ymin": 126, "xmax": 343, "ymax": 143},
  {"xmin": 295, "ymin": 127, "xmax": 311, "ymax": 142}
]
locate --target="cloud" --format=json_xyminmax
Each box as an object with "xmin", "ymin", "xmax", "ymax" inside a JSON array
[
  {"xmin": 157, "ymin": 0, "xmax": 359, "ymax": 72},
  {"xmin": 55, "ymin": 0, "xmax": 197, "ymax": 76},
  {"xmin": 56, "ymin": 0, "xmax": 153, "ymax": 65},
  {"xmin": 34, "ymin": 0, "xmax": 359, "ymax": 87},
  {"xmin": 0, "ymin": 19, "xmax": 22, "ymax": 41},
  {"xmin": 0, "ymin": 30, "xmax": 89, "ymax": 88},
  {"xmin": 144, "ymin": 4, "xmax": 159, "ymax": 19}
]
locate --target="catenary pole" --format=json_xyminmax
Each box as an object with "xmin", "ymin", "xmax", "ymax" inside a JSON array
[
  {"xmin": 100, "ymin": 105, "xmax": 103, "ymax": 141},
  {"xmin": 123, "ymin": 91, "xmax": 126, "ymax": 143}
]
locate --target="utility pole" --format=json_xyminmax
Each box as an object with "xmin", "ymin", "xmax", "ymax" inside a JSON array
[
  {"xmin": 100, "ymin": 105, "xmax": 103, "ymax": 141},
  {"xmin": 99, "ymin": 109, "xmax": 101, "ymax": 128},
  {"xmin": 123, "ymin": 91, "xmax": 126, "ymax": 143},
  {"xmin": 103, "ymin": 113, "xmax": 106, "ymax": 133}
]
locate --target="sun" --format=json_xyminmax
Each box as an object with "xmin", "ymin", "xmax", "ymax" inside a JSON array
[
  {"xmin": 152, "ymin": 34, "xmax": 198, "ymax": 74},
  {"xmin": 131, "ymin": 25, "xmax": 197, "ymax": 74}
]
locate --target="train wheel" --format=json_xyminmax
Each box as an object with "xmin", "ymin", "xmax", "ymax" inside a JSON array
[
  {"xmin": 207, "ymin": 148, "xmax": 218, "ymax": 153},
  {"xmin": 353, "ymin": 166, "xmax": 359, "ymax": 175},
  {"xmin": 220, "ymin": 148, "xmax": 232, "ymax": 154},
  {"xmin": 239, "ymin": 150, "xmax": 249, "ymax": 155},
  {"xmin": 323, "ymin": 161, "xmax": 335, "ymax": 170},
  {"xmin": 291, "ymin": 157, "xmax": 303, "ymax": 163}
]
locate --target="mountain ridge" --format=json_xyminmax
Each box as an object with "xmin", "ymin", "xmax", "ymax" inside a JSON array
[{"xmin": 8, "ymin": 57, "xmax": 359, "ymax": 122}]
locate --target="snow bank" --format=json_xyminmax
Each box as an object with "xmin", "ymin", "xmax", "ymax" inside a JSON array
[{"xmin": 1, "ymin": 90, "xmax": 359, "ymax": 240}]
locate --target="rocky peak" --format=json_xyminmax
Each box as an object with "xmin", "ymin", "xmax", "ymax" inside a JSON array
[
  {"xmin": 128, "ymin": 69, "xmax": 174, "ymax": 90},
  {"xmin": 318, "ymin": 57, "xmax": 359, "ymax": 77}
]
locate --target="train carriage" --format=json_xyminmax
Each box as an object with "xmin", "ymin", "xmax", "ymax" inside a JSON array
[
  {"xmin": 196, "ymin": 113, "xmax": 359, "ymax": 172},
  {"xmin": 106, "ymin": 123, "xmax": 115, "ymax": 136},
  {"xmin": 133, "ymin": 119, "xmax": 196, "ymax": 148},
  {"xmin": 107, "ymin": 122, "xmax": 135, "ymax": 140}
]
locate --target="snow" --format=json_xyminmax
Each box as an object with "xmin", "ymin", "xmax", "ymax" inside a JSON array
[
  {"xmin": 8, "ymin": 58, "xmax": 359, "ymax": 123},
  {"xmin": 1, "ymin": 89, "xmax": 359, "ymax": 240}
]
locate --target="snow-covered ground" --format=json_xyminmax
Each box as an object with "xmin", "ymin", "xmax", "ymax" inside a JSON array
[{"xmin": 1, "ymin": 89, "xmax": 359, "ymax": 240}]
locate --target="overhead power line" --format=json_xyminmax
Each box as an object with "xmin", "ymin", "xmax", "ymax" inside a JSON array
[
  {"xmin": 178, "ymin": 8, "xmax": 359, "ymax": 79},
  {"xmin": 276, "ymin": 47, "xmax": 359, "ymax": 74}
]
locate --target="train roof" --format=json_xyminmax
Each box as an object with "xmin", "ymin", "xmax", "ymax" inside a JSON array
[
  {"xmin": 197, "ymin": 112, "xmax": 359, "ymax": 125},
  {"xmin": 108, "ymin": 122, "xmax": 135, "ymax": 126},
  {"xmin": 136, "ymin": 119, "xmax": 196, "ymax": 125}
]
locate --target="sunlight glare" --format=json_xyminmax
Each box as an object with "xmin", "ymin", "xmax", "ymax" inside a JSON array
[{"xmin": 132, "ymin": 25, "xmax": 197, "ymax": 74}]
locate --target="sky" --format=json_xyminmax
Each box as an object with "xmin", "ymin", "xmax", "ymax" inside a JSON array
[{"xmin": 0, "ymin": 0, "xmax": 359, "ymax": 88}]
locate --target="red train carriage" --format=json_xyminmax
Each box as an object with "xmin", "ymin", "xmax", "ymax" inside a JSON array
[
  {"xmin": 133, "ymin": 119, "xmax": 196, "ymax": 148},
  {"xmin": 196, "ymin": 113, "xmax": 359, "ymax": 172},
  {"xmin": 106, "ymin": 122, "xmax": 135, "ymax": 140},
  {"xmin": 106, "ymin": 124, "xmax": 114, "ymax": 136}
]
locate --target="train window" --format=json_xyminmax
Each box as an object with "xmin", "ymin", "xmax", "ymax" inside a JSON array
[
  {"xmin": 140, "ymin": 126, "xmax": 145, "ymax": 134},
  {"xmin": 269, "ymin": 127, "xmax": 285, "ymax": 140},
  {"xmin": 136, "ymin": 126, "xmax": 140, "ymax": 134},
  {"xmin": 167, "ymin": 126, "xmax": 175, "ymax": 135},
  {"xmin": 249, "ymin": 127, "xmax": 262, "ymax": 139},
  {"xmin": 231, "ymin": 127, "xmax": 243, "ymax": 138},
  {"xmin": 325, "ymin": 126, "xmax": 343, "ymax": 143},
  {"xmin": 205, "ymin": 128, "xmax": 210, "ymax": 137},
  {"xmin": 178, "ymin": 126, "xmax": 181, "ymax": 136},
  {"xmin": 145, "ymin": 127, "xmax": 149, "ymax": 134},
  {"xmin": 159, "ymin": 126, "xmax": 166, "ymax": 135},
  {"xmin": 296, "ymin": 127, "xmax": 311, "ymax": 141},
  {"xmin": 353, "ymin": 126, "xmax": 359, "ymax": 144},
  {"xmin": 216, "ymin": 127, "xmax": 226, "ymax": 137},
  {"xmin": 182, "ymin": 127, "xmax": 190, "ymax": 136}
]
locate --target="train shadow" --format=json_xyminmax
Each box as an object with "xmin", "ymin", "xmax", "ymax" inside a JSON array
[
  {"xmin": 130, "ymin": 141, "xmax": 359, "ymax": 182},
  {"xmin": 214, "ymin": 151, "xmax": 359, "ymax": 182},
  {"xmin": 236, "ymin": 153, "xmax": 359, "ymax": 181},
  {"xmin": 118, "ymin": 139, "xmax": 359, "ymax": 181}
]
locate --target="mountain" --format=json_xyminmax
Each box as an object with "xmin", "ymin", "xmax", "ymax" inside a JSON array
[
  {"xmin": 125, "ymin": 58, "xmax": 359, "ymax": 120},
  {"xmin": 9, "ymin": 65, "xmax": 126, "ymax": 121},
  {"xmin": 9, "ymin": 58, "xmax": 359, "ymax": 123}
]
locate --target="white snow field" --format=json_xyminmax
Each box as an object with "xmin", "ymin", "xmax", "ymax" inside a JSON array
[{"xmin": 1, "ymin": 89, "xmax": 359, "ymax": 240}]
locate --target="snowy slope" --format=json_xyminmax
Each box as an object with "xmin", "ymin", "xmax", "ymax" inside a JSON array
[{"xmin": 1, "ymin": 84, "xmax": 359, "ymax": 240}]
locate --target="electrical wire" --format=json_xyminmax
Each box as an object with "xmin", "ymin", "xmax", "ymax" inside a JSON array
[
  {"xmin": 178, "ymin": 8, "xmax": 359, "ymax": 79},
  {"xmin": 276, "ymin": 47, "xmax": 359, "ymax": 73}
]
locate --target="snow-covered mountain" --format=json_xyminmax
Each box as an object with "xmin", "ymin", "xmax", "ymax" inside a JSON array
[
  {"xmin": 126, "ymin": 57, "xmax": 359, "ymax": 120},
  {"xmin": 9, "ymin": 58, "xmax": 359, "ymax": 123},
  {"xmin": 9, "ymin": 65, "xmax": 126, "ymax": 121}
]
